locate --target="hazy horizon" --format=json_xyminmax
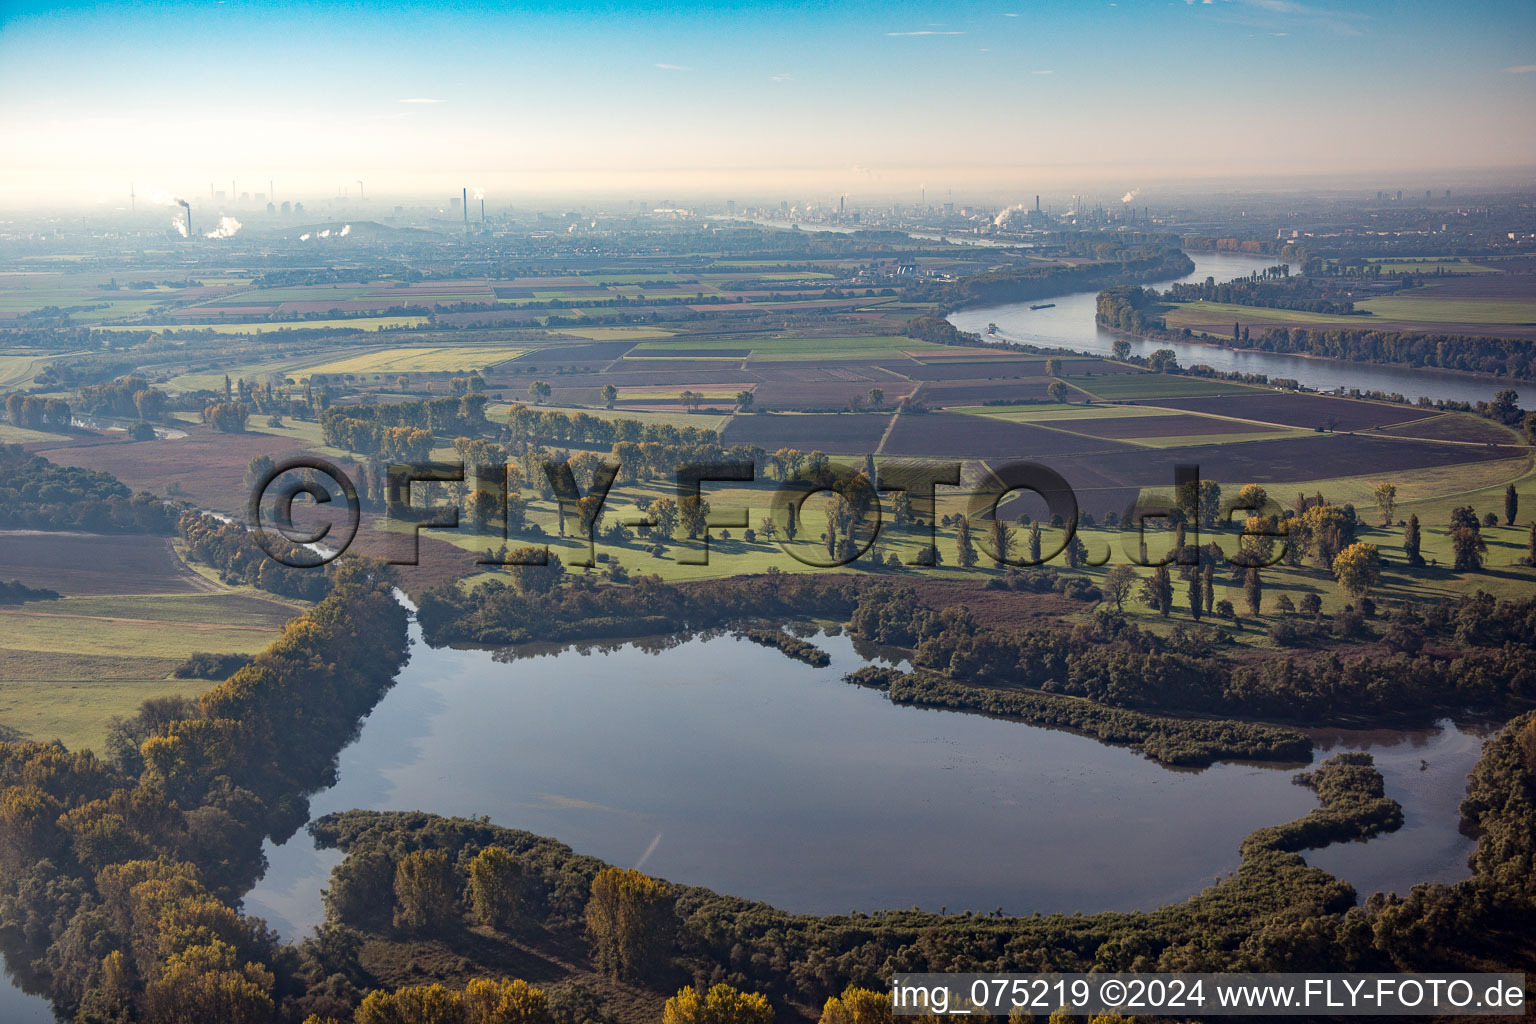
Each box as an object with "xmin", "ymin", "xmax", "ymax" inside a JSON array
[{"xmin": 3, "ymin": 0, "xmax": 1534, "ymax": 207}]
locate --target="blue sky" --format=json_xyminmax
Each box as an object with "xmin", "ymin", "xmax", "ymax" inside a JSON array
[{"xmin": 1, "ymin": 0, "xmax": 1532, "ymax": 203}]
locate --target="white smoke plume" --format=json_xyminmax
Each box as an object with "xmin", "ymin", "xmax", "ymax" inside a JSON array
[
  {"xmin": 471, "ymin": 187, "xmax": 485, "ymax": 201},
  {"xmin": 1121, "ymin": 188, "xmax": 1142, "ymax": 204},
  {"xmin": 338, "ymin": 224, "xmax": 351, "ymax": 237},
  {"xmin": 170, "ymin": 217, "xmax": 188, "ymax": 237},
  {"xmin": 993, "ymin": 203, "xmax": 1029, "ymax": 227},
  {"xmin": 204, "ymin": 216, "xmax": 242, "ymax": 239},
  {"xmin": 299, "ymin": 233, "xmax": 311, "ymax": 241},
  {"xmin": 317, "ymin": 229, "xmax": 331, "ymax": 238}
]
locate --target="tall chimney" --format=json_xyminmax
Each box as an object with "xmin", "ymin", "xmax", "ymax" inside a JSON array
[
  {"xmin": 480, "ymin": 197, "xmax": 485, "ymax": 222},
  {"xmin": 1035, "ymin": 194, "xmax": 1040, "ymax": 212},
  {"xmin": 463, "ymin": 187, "xmax": 468, "ymax": 230}
]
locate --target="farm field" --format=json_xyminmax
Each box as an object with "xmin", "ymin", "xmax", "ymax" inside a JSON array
[
  {"xmin": 298, "ymin": 345, "xmax": 527, "ymax": 377},
  {"xmin": 1065, "ymin": 373, "xmax": 1251, "ymax": 400},
  {"xmin": 0, "ymin": 533, "xmax": 299, "ymax": 751},
  {"xmin": 97, "ymin": 315, "xmax": 430, "ymax": 333}
]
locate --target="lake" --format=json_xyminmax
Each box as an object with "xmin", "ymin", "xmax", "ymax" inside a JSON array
[
  {"xmin": 241, "ymin": 611, "xmax": 1482, "ymax": 942},
  {"xmin": 947, "ymin": 251, "xmax": 1515, "ymax": 406}
]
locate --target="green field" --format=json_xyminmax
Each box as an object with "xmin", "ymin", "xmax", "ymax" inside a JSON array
[
  {"xmin": 1069, "ymin": 374, "xmax": 1256, "ymax": 400},
  {"xmin": 0, "ymin": 589, "xmax": 298, "ymax": 751},
  {"xmin": 1356, "ymin": 291, "xmax": 1536, "ymax": 324}
]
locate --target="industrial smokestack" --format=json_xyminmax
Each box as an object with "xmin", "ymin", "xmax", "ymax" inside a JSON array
[
  {"xmin": 463, "ymin": 187, "xmax": 468, "ymax": 230},
  {"xmin": 178, "ymin": 199, "xmax": 191, "ymax": 238},
  {"xmin": 1035, "ymin": 194, "xmax": 1040, "ymax": 212},
  {"xmin": 357, "ymin": 180, "xmax": 365, "ymax": 200}
]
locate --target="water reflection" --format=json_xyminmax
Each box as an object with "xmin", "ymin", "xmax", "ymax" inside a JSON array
[{"xmin": 243, "ymin": 617, "xmax": 1479, "ymax": 942}]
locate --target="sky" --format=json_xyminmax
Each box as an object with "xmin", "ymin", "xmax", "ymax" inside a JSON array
[{"xmin": 0, "ymin": 0, "xmax": 1533, "ymax": 206}]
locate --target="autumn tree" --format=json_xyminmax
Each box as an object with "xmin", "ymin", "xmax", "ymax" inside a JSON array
[
  {"xmin": 528, "ymin": 380, "xmax": 551, "ymax": 404},
  {"xmin": 393, "ymin": 849, "xmax": 458, "ymax": 933},
  {"xmin": 586, "ymin": 867, "xmax": 676, "ymax": 981},
  {"xmin": 1332, "ymin": 541, "xmax": 1380, "ymax": 598},
  {"xmin": 602, "ymin": 384, "xmax": 618, "ymax": 409},
  {"xmin": 664, "ymin": 984, "xmax": 773, "ymax": 1024},
  {"xmin": 467, "ymin": 846, "xmax": 527, "ymax": 931},
  {"xmin": 819, "ymin": 986, "xmax": 892, "ymax": 1024},
  {"xmin": 1046, "ymin": 381, "xmax": 1069, "ymax": 404},
  {"xmin": 1372, "ymin": 481, "xmax": 1397, "ymax": 526},
  {"xmin": 144, "ymin": 940, "xmax": 275, "ymax": 1024}
]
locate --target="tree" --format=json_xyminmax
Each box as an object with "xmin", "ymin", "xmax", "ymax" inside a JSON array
[
  {"xmin": 954, "ymin": 515, "xmax": 978, "ymax": 568},
  {"xmin": 1451, "ymin": 527, "xmax": 1487, "ymax": 572},
  {"xmin": 529, "ymin": 380, "xmax": 552, "ymax": 404},
  {"xmin": 396, "ymin": 375, "xmax": 409, "ymax": 392},
  {"xmin": 1111, "ymin": 339, "xmax": 1131, "ymax": 361},
  {"xmin": 1299, "ymin": 592, "xmax": 1322, "ymax": 618},
  {"xmin": 507, "ymin": 547, "xmax": 564, "ymax": 596},
  {"xmin": 1027, "ymin": 521, "xmax": 1042, "ymax": 564},
  {"xmin": 393, "ymin": 849, "xmax": 458, "ymax": 933},
  {"xmin": 463, "ymin": 978, "xmax": 551, "ymax": 1024},
  {"xmin": 1332, "ymin": 541, "xmax": 1380, "ymax": 598},
  {"xmin": 735, "ymin": 390, "xmax": 754, "ymax": 411},
  {"xmin": 1403, "ymin": 514, "xmax": 1425, "ymax": 567},
  {"xmin": 144, "ymin": 941, "xmax": 275, "ymax": 1024},
  {"xmin": 1186, "ymin": 573, "xmax": 1203, "ymax": 620},
  {"xmin": 1141, "ymin": 564, "xmax": 1173, "ymax": 616},
  {"xmin": 1046, "ymin": 381, "xmax": 1069, "ymax": 404},
  {"xmin": 602, "ymin": 384, "xmax": 618, "ymax": 409},
  {"xmin": 988, "ymin": 516, "xmax": 1015, "ymax": 568},
  {"xmin": 586, "ymin": 867, "xmax": 676, "ymax": 981},
  {"xmin": 467, "ymin": 846, "xmax": 527, "ymax": 931},
  {"xmin": 1372, "ymin": 481, "xmax": 1397, "ymax": 526},
  {"xmin": 1526, "ymin": 521, "xmax": 1536, "ymax": 566},
  {"xmin": 1489, "ymin": 387, "xmax": 1521, "ymax": 425},
  {"xmin": 647, "ymin": 497, "xmax": 679, "ymax": 540},
  {"xmin": 819, "ymin": 987, "xmax": 891, "ymax": 1024},
  {"xmin": 867, "ymin": 387, "xmax": 884, "ymax": 409},
  {"xmin": 1244, "ymin": 567, "xmax": 1263, "ymax": 617},
  {"xmin": 1044, "ymin": 358, "xmax": 1061, "ymax": 377},
  {"xmin": 678, "ymin": 495, "xmax": 710, "ymax": 539},
  {"xmin": 243, "ymin": 454, "xmax": 276, "ymax": 492},
  {"xmin": 468, "ymin": 489, "xmax": 500, "ymax": 533},
  {"xmin": 1506, "ymin": 484, "xmax": 1519, "ymax": 527},
  {"xmin": 1102, "ymin": 565, "xmax": 1137, "ymax": 612},
  {"xmin": 664, "ymin": 984, "xmax": 773, "ymax": 1024}
]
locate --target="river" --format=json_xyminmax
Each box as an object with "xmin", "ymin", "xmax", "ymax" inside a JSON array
[
  {"xmin": 239, "ymin": 612, "xmax": 1482, "ymax": 943},
  {"xmin": 947, "ymin": 251, "xmax": 1514, "ymax": 406}
]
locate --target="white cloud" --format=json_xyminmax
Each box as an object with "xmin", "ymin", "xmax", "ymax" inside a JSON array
[
  {"xmin": 1031, "ymin": 69, "xmax": 1054, "ymax": 74},
  {"xmin": 654, "ymin": 63, "xmax": 693, "ymax": 71},
  {"xmin": 1505, "ymin": 65, "xmax": 1536, "ymax": 73},
  {"xmin": 887, "ymin": 30, "xmax": 965, "ymax": 35},
  {"xmin": 397, "ymin": 97, "xmax": 444, "ymax": 104},
  {"xmin": 770, "ymin": 73, "xmax": 793, "ymax": 82}
]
